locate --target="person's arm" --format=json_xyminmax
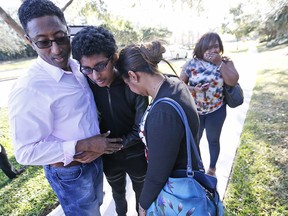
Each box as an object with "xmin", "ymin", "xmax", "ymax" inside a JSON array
[
  {"xmin": 139, "ymin": 103, "xmax": 184, "ymax": 209},
  {"xmin": 122, "ymin": 92, "xmax": 149, "ymax": 148},
  {"xmin": 9, "ymin": 87, "xmax": 71, "ymax": 165},
  {"xmin": 204, "ymin": 53, "xmax": 239, "ymax": 86},
  {"xmin": 218, "ymin": 60, "xmax": 239, "ymax": 86},
  {"xmin": 9, "ymin": 86, "xmax": 123, "ymax": 166},
  {"xmin": 179, "ymin": 60, "xmax": 190, "ymax": 84}
]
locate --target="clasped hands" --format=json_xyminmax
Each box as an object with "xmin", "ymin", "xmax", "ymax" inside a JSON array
[{"xmin": 74, "ymin": 131, "xmax": 123, "ymax": 163}]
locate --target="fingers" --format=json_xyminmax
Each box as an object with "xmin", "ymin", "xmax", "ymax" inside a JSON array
[
  {"xmin": 85, "ymin": 134, "xmax": 123, "ymax": 154},
  {"xmin": 194, "ymin": 83, "xmax": 202, "ymax": 92},
  {"xmin": 105, "ymin": 143, "xmax": 122, "ymax": 153},
  {"xmin": 101, "ymin": 131, "xmax": 111, "ymax": 137},
  {"xmin": 74, "ymin": 151, "xmax": 101, "ymax": 163},
  {"xmin": 205, "ymin": 53, "xmax": 221, "ymax": 64},
  {"xmin": 107, "ymin": 137, "xmax": 123, "ymax": 144}
]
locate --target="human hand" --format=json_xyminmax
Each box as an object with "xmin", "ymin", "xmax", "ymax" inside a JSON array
[
  {"xmin": 194, "ymin": 83, "xmax": 210, "ymax": 92},
  {"xmin": 73, "ymin": 151, "xmax": 102, "ymax": 163},
  {"xmin": 204, "ymin": 52, "xmax": 222, "ymax": 65},
  {"xmin": 193, "ymin": 83, "xmax": 203, "ymax": 92},
  {"xmin": 139, "ymin": 204, "xmax": 146, "ymax": 216},
  {"xmin": 76, "ymin": 131, "xmax": 123, "ymax": 155},
  {"xmin": 201, "ymin": 82, "xmax": 210, "ymax": 91}
]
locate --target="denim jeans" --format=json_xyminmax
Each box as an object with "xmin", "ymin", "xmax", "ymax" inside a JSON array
[
  {"xmin": 44, "ymin": 158, "xmax": 103, "ymax": 216},
  {"xmin": 199, "ymin": 105, "xmax": 226, "ymax": 168}
]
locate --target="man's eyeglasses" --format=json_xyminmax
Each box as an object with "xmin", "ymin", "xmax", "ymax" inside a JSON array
[
  {"xmin": 80, "ymin": 56, "xmax": 113, "ymax": 75},
  {"xmin": 29, "ymin": 36, "xmax": 71, "ymax": 49}
]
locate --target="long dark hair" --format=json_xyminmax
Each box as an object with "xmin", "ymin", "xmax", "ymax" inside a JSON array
[{"xmin": 193, "ymin": 32, "xmax": 224, "ymax": 59}]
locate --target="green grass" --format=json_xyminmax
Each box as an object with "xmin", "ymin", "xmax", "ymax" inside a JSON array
[
  {"xmin": 0, "ymin": 107, "xmax": 58, "ymax": 216},
  {"xmin": 0, "ymin": 58, "xmax": 36, "ymax": 72},
  {"xmin": 0, "ymin": 58, "xmax": 35, "ymax": 81},
  {"xmin": 224, "ymin": 44, "xmax": 288, "ymax": 215}
]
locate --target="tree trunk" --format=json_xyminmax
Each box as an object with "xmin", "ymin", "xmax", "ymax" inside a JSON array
[
  {"xmin": 0, "ymin": 6, "xmax": 26, "ymax": 41},
  {"xmin": 61, "ymin": 0, "xmax": 74, "ymax": 11},
  {"xmin": 0, "ymin": 0, "xmax": 74, "ymax": 44}
]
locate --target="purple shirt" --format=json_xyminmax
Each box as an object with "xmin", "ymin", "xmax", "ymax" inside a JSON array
[{"xmin": 8, "ymin": 57, "xmax": 100, "ymax": 166}]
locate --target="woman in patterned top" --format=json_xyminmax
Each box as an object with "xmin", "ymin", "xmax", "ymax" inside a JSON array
[{"xmin": 180, "ymin": 32, "xmax": 239, "ymax": 176}]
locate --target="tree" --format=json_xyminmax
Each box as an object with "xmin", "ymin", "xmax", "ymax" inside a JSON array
[
  {"xmin": 0, "ymin": 0, "xmax": 74, "ymax": 43},
  {"xmin": 0, "ymin": 6, "xmax": 25, "ymax": 40},
  {"xmin": 221, "ymin": 0, "xmax": 288, "ymax": 45},
  {"xmin": 0, "ymin": 0, "xmax": 74, "ymax": 60},
  {"xmin": 140, "ymin": 27, "xmax": 172, "ymax": 42}
]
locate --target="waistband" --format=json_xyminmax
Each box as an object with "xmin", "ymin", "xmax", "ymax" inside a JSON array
[{"xmin": 49, "ymin": 161, "xmax": 81, "ymax": 168}]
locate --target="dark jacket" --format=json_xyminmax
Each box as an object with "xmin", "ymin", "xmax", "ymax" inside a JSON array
[
  {"xmin": 139, "ymin": 75, "xmax": 200, "ymax": 209},
  {"xmin": 88, "ymin": 74, "xmax": 149, "ymax": 157}
]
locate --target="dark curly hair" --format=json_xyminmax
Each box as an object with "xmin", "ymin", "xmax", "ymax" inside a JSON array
[
  {"xmin": 18, "ymin": 0, "xmax": 67, "ymax": 34},
  {"xmin": 71, "ymin": 26, "xmax": 117, "ymax": 61}
]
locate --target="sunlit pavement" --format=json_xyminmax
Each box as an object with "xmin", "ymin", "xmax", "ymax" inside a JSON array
[{"xmin": 0, "ymin": 45, "xmax": 258, "ymax": 215}]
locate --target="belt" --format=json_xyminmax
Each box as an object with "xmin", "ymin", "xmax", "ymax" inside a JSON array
[{"xmin": 50, "ymin": 161, "xmax": 82, "ymax": 168}]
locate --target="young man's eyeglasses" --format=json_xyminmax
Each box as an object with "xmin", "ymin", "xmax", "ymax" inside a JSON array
[
  {"xmin": 80, "ymin": 56, "xmax": 113, "ymax": 75},
  {"xmin": 29, "ymin": 36, "xmax": 71, "ymax": 49}
]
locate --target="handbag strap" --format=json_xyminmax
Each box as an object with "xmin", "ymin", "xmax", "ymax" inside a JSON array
[{"xmin": 150, "ymin": 97, "xmax": 204, "ymax": 175}]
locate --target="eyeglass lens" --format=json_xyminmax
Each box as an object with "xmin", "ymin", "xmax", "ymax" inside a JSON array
[
  {"xmin": 34, "ymin": 36, "xmax": 70, "ymax": 49},
  {"xmin": 80, "ymin": 57, "xmax": 111, "ymax": 75}
]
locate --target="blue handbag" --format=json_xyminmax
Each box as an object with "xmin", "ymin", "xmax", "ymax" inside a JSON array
[{"xmin": 146, "ymin": 97, "xmax": 224, "ymax": 216}]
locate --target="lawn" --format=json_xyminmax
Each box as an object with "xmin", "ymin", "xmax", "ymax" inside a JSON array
[
  {"xmin": 224, "ymin": 43, "xmax": 288, "ymax": 215},
  {"xmin": 0, "ymin": 107, "xmax": 58, "ymax": 216},
  {"xmin": 0, "ymin": 58, "xmax": 36, "ymax": 81},
  {"xmin": 0, "ymin": 42, "xmax": 287, "ymax": 215}
]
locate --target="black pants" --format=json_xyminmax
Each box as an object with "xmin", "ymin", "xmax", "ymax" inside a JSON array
[
  {"xmin": 0, "ymin": 144, "xmax": 18, "ymax": 179},
  {"xmin": 103, "ymin": 145, "xmax": 147, "ymax": 216}
]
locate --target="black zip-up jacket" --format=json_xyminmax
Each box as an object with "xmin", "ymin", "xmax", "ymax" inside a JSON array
[{"xmin": 88, "ymin": 75, "xmax": 149, "ymax": 157}]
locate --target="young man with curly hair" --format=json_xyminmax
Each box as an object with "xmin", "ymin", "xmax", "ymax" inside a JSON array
[{"xmin": 72, "ymin": 26, "xmax": 148, "ymax": 216}]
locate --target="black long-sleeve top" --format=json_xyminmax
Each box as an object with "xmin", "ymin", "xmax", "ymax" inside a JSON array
[
  {"xmin": 139, "ymin": 76, "xmax": 200, "ymax": 209},
  {"xmin": 88, "ymin": 74, "xmax": 149, "ymax": 155}
]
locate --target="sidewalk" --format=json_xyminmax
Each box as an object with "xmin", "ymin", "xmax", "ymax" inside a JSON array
[{"xmin": 48, "ymin": 46, "xmax": 258, "ymax": 216}]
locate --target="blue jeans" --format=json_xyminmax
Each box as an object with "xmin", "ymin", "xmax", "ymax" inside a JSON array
[
  {"xmin": 199, "ymin": 105, "xmax": 226, "ymax": 168},
  {"xmin": 44, "ymin": 158, "xmax": 103, "ymax": 216}
]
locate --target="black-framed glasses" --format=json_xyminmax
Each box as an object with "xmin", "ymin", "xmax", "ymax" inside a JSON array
[
  {"xmin": 80, "ymin": 56, "xmax": 113, "ymax": 75},
  {"xmin": 29, "ymin": 36, "xmax": 71, "ymax": 49}
]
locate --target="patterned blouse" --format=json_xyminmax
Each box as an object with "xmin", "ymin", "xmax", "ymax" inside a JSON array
[{"xmin": 183, "ymin": 58, "xmax": 224, "ymax": 115}]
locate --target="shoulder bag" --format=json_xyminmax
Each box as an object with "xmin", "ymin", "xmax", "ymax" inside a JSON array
[
  {"xmin": 223, "ymin": 83, "xmax": 244, "ymax": 108},
  {"xmin": 146, "ymin": 97, "xmax": 224, "ymax": 216}
]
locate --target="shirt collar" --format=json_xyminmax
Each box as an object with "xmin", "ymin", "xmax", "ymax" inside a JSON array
[{"xmin": 36, "ymin": 56, "xmax": 80, "ymax": 82}]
